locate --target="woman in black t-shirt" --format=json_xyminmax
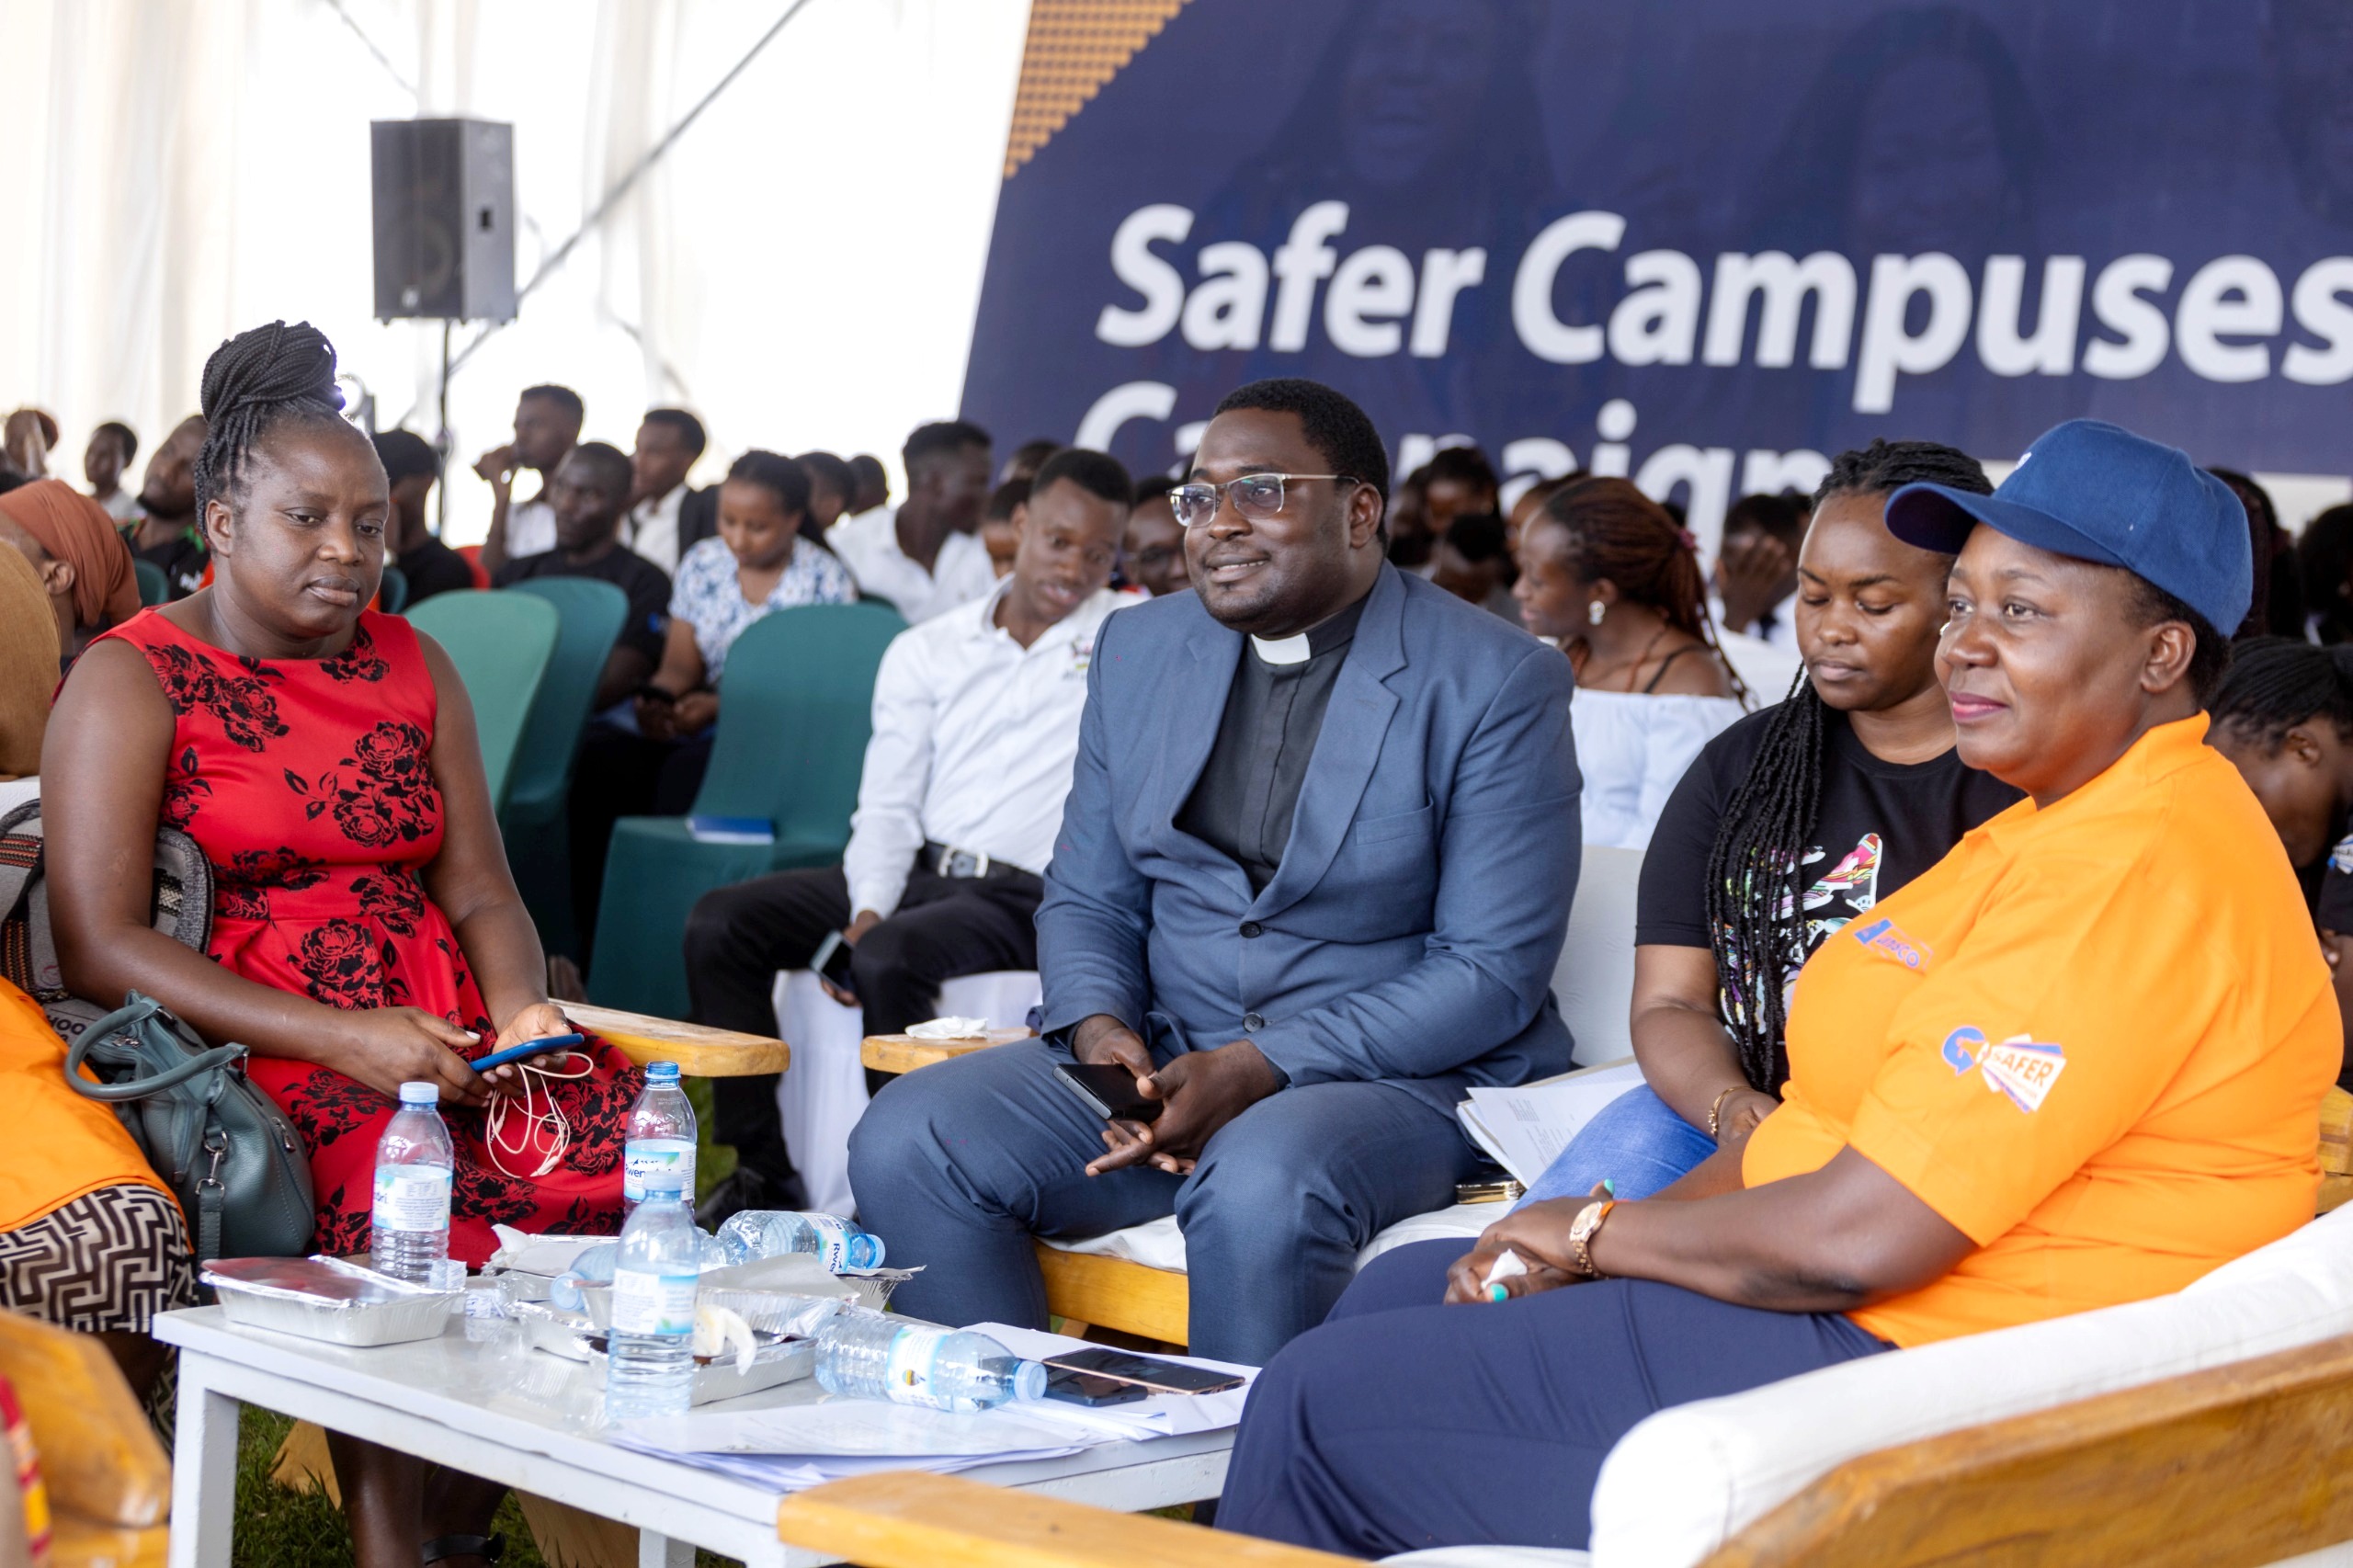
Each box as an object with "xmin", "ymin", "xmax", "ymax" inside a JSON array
[
  {"xmin": 1521, "ymin": 441, "xmax": 2023, "ymax": 1205},
  {"xmin": 2209, "ymin": 639, "xmax": 2353, "ymax": 1089}
]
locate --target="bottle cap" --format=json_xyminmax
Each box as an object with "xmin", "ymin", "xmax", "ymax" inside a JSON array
[
  {"xmin": 1012, "ymin": 1360, "xmax": 1048, "ymax": 1403},
  {"xmin": 399, "ymin": 1081, "xmax": 438, "ymax": 1106},
  {"xmin": 645, "ymin": 1061, "xmax": 680, "ymax": 1083},
  {"xmin": 848, "ymin": 1233, "xmax": 887, "ymax": 1269}
]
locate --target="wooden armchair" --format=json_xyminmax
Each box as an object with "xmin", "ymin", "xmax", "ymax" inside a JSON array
[
  {"xmin": 776, "ymin": 1329, "xmax": 2353, "ymax": 1567},
  {"xmin": 0, "ymin": 1311, "xmax": 170, "ymax": 1568},
  {"xmin": 569, "ymin": 1002, "xmax": 790, "ymax": 1079}
]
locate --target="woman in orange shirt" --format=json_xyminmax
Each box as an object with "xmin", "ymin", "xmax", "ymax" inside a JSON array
[
  {"xmin": 0, "ymin": 976, "xmax": 192, "ymax": 1398},
  {"xmin": 1218, "ymin": 420, "xmax": 2339, "ymax": 1558}
]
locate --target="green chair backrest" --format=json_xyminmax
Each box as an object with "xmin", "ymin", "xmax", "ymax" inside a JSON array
[
  {"xmin": 404, "ymin": 590, "xmax": 561, "ymax": 811},
  {"xmin": 132, "ymin": 559, "xmax": 168, "ymax": 608},
  {"xmin": 693, "ymin": 602, "xmax": 906, "ymax": 843},
  {"xmin": 378, "ymin": 564, "xmax": 410, "ymax": 615},
  {"xmin": 501, "ymin": 577, "xmax": 630, "ymax": 818}
]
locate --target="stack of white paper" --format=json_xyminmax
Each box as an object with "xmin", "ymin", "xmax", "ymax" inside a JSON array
[
  {"xmin": 1457, "ymin": 1062, "xmax": 1644, "ymax": 1187},
  {"xmin": 608, "ymin": 1322, "xmax": 1258, "ymax": 1493}
]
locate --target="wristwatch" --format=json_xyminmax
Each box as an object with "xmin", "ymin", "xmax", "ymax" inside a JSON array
[{"xmin": 1567, "ymin": 1198, "xmax": 1617, "ymax": 1278}]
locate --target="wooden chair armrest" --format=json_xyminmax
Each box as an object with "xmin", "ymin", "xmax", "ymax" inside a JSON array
[
  {"xmin": 563, "ymin": 1003, "xmax": 789, "ymax": 1078},
  {"xmin": 2320, "ymin": 1086, "xmax": 2351, "ymax": 1215},
  {"xmin": 861, "ymin": 1028, "xmax": 1031, "ymax": 1075},
  {"xmin": 1701, "ymin": 1330, "xmax": 2353, "ymax": 1567},
  {"xmin": 775, "ymin": 1471, "xmax": 1352, "ymax": 1568}
]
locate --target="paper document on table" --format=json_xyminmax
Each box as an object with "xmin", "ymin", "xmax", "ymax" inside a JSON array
[
  {"xmin": 619, "ymin": 1444, "xmax": 1097, "ymax": 1493},
  {"xmin": 1457, "ymin": 1062, "xmax": 1644, "ymax": 1187},
  {"xmin": 616, "ymin": 1397, "xmax": 1099, "ymax": 1458},
  {"xmin": 965, "ymin": 1323, "xmax": 1256, "ymax": 1440}
]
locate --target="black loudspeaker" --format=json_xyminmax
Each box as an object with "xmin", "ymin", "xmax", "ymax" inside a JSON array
[{"xmin": 370, "ymin": 119, "xmax": 517, "ymax": 323}]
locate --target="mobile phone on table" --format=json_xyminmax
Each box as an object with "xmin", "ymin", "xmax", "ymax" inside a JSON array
[
  {"xmin": 1043, "ymin": 1366, "xmax": 1151, "ymax": 1406},
  {"xmin": 472, "ymin": 1032, "xmax": 585, "ymax": 1073},
  {"xmin": 1052, "ymin": 1062, "xmax": 1162, "ymax": 1123},
  {"xmin": 809, "ymin": 930, "xmax": 858, "ymax": 992},
  {"xmin": 1041, "ymin": 1346, "xmax": 1244, "ymax": 1396}
]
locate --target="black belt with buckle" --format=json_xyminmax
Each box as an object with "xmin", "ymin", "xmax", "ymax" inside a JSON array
[{"xmin": 925, "ymin": 842, "xmax": 1034, "ymax": 883}]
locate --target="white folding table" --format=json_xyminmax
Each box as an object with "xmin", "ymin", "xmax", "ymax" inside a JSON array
[{"xmin": 153, "ymin": 1306, "xmax": 1233, "ymax": 1568}]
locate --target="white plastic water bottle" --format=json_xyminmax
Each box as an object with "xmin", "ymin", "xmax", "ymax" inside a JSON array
[
  {"xmin": 621, "ymin": 1062, "xmax": 696, "ymax": 1212},
  {"xmin": 715, "ymin": 1210, "xmax": 886, "ymax": 1271},
  {"xmin": 603, "ymin": 1176, "xmax": 699, "ymax": 1423},
  {"xmin": 813, "ymin": 1312, "xmax": 1046, "ymax": 1412},
  {"xmin": 370, "ymin": 1082, "xmax": 454, "ymax": 1285}
]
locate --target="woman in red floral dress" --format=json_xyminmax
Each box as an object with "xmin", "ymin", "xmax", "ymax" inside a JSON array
[{"xmin": 44, "ymin": 322, "xmax": 636, "ymax": 1567}]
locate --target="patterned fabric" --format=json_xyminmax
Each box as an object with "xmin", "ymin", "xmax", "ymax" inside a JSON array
[
  {"xmin": 667, "ymin": 536, "xmax": 856, "ymax": 679},
  {"xmin": 93, "ymin": 610, "xmax": 641, "ymax": 1264},
  {"xmin": 0, "ymin": 1186, "xmax": 194, "ymax": 1335}
]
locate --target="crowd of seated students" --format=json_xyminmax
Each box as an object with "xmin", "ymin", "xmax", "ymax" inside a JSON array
[{"xmin": 6, "ymin": 329, "xmax": 2353, "ymax": 1568}]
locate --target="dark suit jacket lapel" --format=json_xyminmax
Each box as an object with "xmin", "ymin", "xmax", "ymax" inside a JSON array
[
  {"xmin": 1151, "ymin": 618, "xmax": 1253, "ymax": 899},
  {"xmin": 1252, "ymin": 564, "xmax": 1407, "ymax": 919}
]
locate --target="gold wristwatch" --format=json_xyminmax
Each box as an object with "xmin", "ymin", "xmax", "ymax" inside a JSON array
[{"xmin": 1567, "ymin": 1198, "xmax": 1617, "ymax": 1278}]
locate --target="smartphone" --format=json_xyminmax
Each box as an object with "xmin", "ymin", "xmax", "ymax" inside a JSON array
[
  {"xmin": 1043, "ymin": 1366, "xmax": 1151, "ymax": 1406},
  {"xmin": 1052, "ymin": 1062, "xmax": 1162, "ymax": 1123},
  {"xmin": 809, "ymin": 930, "xmax": 858, "ymax": 992},
  {"xmin": 1041, "ymin": 1346, "xmax": 1244, "ymax": 1396},
  {"xmin": 472, "ymin": 1032, "xmax": 585, "ymax": 1073}
]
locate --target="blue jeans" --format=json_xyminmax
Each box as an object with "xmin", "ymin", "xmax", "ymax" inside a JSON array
[
  {"xmin": 846, "ymin": 1040, "xmax": 1483, "ymax": 1366},
  {"xmin": 1517, "ymin": 1084, "xmax": 1717, "ymax": 1208},
  {"xmin": 1217, "ymin": 1239, "xmax": 1892, "ymax": 1555}
]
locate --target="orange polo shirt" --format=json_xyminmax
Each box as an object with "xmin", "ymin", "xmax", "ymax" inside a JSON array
[
  {"xmin": 1744, "ymin": 714, "xmax": 2336, "ymax": 1348},
  {"xmin": 0, "ymin": 977, "xmax": 173, "ymax": 1232}
]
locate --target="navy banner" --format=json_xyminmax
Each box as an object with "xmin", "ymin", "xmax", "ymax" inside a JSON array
[{"xmin": 962, "ymin": 0, "xmax": 2353, "ymax": 545}]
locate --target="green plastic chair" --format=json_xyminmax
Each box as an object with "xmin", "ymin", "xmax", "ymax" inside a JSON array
[
  {"xmin": 378, "ymin": 563, "xmax": 410, "ymax": 614},
  {"xmin": 404, "ymin": 590, "xmax": 561, "ymax": 812},
  {"xmin": 498, "ymin": 576, "xmax": 630, "ymax": 958},
  {"xmin": 587, "ymin": 601, "xmax": 906, "ymax": 1017},
  {"xmin": 133, "ymin": 559, "xmax": 168, "ymax": 607}
]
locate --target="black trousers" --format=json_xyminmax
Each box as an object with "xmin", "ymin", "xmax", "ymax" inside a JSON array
[
  {"xmin": 683, "ymin": 861, "xmax": 1044, "ymax": 1185},
  {"xmin": 567, "ymin": 722, "xmax": 714, "ymax": 961}
]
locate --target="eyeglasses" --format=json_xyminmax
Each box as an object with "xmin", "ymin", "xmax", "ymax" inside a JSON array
[{"xmin": 1167, "ymin": 473, "xmax": 1358, "ymax": 529}]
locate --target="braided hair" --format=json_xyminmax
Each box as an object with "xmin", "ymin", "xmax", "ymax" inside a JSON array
[
  {"xmin": 1702, "ymin": 439, "xmax": 1990, "ymax": 1091},
  {"xmin": 2211, "ymin": 638, "xmax": 2353, "ymax": 751},
  {"xmin": 192, "ymin": 321, "xmax": 349, "ymax": 528}
]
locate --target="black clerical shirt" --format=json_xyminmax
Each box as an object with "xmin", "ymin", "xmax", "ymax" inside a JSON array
[{"xmin": 1176, "ymin": 593, "xmax": 1369, "ymax": 892}]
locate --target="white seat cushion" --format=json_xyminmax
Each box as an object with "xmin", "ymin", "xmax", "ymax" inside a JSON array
[
  {"xmin": 1587, "ymin": 1206, "xmax": 2353, "ymax": 1567},
  {"xmin": 775, "ymin": 969, "xmax": 1040, "ymax": 1216}
]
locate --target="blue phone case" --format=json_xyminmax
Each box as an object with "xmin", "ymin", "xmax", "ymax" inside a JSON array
[{"xmin": 472, "ymin": 1032, "xmax": 586, "ymax": 1073}]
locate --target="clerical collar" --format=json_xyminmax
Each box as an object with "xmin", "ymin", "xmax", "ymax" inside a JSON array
[{"xmin": 1248, "ymin": 591, "xmax": 1368, "ymax": 666}]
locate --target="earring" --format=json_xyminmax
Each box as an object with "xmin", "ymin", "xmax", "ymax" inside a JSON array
[{"xmin": 1588, "ymin": 600, "xmax": 1607, "ymax": 627}]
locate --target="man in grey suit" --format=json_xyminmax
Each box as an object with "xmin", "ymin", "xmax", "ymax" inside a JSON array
[{"xmin": 848, "ymin": 379, "xmax": 1581, "ymax": 1364}]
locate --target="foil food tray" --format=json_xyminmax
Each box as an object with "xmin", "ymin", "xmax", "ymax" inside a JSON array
[{"xmin": 202, "ymin": 1256, "xmax": 460, "ymax": 1347}]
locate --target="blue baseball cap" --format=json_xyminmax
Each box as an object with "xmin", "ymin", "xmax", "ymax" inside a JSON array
[{"xmin": 1884, "ymin": 419, "xmax": 2250, "ymax": 634}]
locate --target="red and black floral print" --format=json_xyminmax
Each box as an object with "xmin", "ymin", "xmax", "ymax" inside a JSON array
[
  {"xmin": 145, "ymin": 642, "xmax": 290, "ymax": 752},
  {"xmin": 319, "ymin": 624, "xmax": 390, "ymax": 684},
  {"xmin": 350, "ymin": 869, "xmax": 425, "ymax": 936},
  {"xmin": 217, "ymin": 848, "xmax": 328, "ymax": 923},
  {"xmin": 94, "ymin": 609, "xmax": 636, "ymax": 1266}
]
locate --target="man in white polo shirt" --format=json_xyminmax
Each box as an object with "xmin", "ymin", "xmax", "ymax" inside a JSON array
[
  {"xmin": 687, "ymin": 447, "xmax": 1137, "ymax": 1216},
  {"xmin": 826, "ymin": 419, "xmax": 998, "ymax": 623}
]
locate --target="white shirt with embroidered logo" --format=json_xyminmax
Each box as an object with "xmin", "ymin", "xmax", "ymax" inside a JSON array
[
  {"xmin": 825, "ymin": 504, "xmax": 997, "ymax": 624},
  {"xmin": 843, "ymin": 580, "xmax": 1142, "ymax": 919}
]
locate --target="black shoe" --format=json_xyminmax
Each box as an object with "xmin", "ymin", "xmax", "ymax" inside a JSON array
[{"xmin": 695, "ymin": 1163, "xmax": 809, "ymax": 1230}]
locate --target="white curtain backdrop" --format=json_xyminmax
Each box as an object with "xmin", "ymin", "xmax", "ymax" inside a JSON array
[{"xmin": 0, "ymin": 0, "xmax": 1032, "ymax": 541}]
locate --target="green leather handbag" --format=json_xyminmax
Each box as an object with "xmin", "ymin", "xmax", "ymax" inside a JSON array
[
  {"xmin": 0, "ymin": 800, "xmax": 313, "ymax": 1263},
  {"xmin": 63, "ymin": 991, "xmax": 315, "ymax": 1264}
]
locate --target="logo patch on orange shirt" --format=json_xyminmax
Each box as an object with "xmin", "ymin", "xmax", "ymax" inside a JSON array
[
  {"xmin": 1940, "ymin": 1027, "xmax": 2065, "ymax": 1111},
  {"xmin": 1852, "ymin": 916, "xmax": 1932, "ymax": 971},
  {"xmin": 1978, "ymin": 1036, "xmax": 2066, "ymax": 1113}
]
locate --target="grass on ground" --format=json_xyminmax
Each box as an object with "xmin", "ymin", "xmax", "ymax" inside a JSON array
[{"xmin": 232, "ymin": 1406, "xmax": 740, "ymax": 1567}]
